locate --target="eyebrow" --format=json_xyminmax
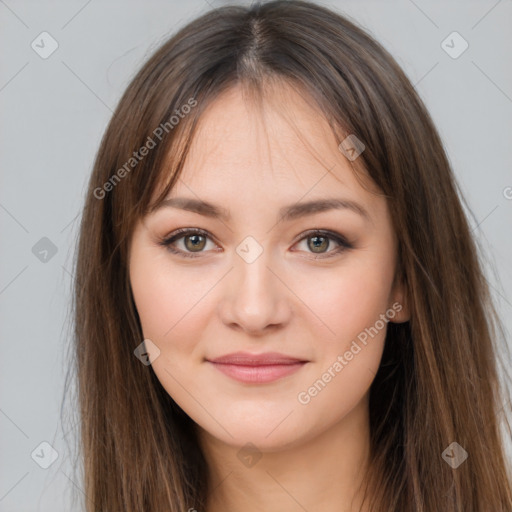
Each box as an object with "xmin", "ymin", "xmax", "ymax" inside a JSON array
[{"xmin": 152, "ymin": 197, "xmax": 371, "ymax": 223}]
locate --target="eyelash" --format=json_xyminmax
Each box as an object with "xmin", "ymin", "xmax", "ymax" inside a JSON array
[{"xmin": 158, "ymin": 227, "xmax": 353, "ymax": 260}]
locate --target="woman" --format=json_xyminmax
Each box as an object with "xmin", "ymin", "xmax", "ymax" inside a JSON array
[{"xmin": 71, "ymin": 1, "xmax": 512, "ymax": 510}]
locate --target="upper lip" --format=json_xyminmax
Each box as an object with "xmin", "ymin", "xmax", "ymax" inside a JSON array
[{"xmin": 207, "ymin": 351, "xmax": 308, "ymax": 366}]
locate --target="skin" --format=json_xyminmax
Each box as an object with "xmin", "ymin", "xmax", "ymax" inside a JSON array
[{"xmin": 129, "ymin": 81, "xmax": 409, "ymax": 512}]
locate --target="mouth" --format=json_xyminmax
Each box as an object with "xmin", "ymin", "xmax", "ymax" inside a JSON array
[{"xmin": 206, "ymin": 352, "xmax": 309, "ymax": 384}]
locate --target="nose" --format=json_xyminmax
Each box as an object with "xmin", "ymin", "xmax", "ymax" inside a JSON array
[{"xmin": 217, "ymin": 244, "xmax": 292, "ymax": 336}]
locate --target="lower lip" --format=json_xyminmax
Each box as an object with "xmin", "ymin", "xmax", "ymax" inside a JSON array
[{"xmin": 208, "ymin": 361, "xmax": 306, "ymax": 383}]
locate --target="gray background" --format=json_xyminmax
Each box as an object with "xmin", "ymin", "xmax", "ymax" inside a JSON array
[{"xmin": 1, "ymin": 0, "xmax": 511, "ymax": 510}]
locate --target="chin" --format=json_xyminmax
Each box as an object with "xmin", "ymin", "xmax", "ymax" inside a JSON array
[{"xmin": 193, "ymin": 400, "xmax": 322, "ymax": 453}]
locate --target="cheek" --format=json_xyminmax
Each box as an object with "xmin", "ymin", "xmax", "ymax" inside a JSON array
[
  {"xmin": 129, "ymin": 251, "xmax": 220, "ymax": 425},
  {"xmin": 294, "ymin": 254, "xmax": 395, "ymax": 345},
  {"xmin": 295, "ymin": 267, "xmax": 392, "ymax": 422},
  {"xmin": 294, "ymin": 246, "xmax": 396, "ymax": 418},
  {"xmin": 296, "ymin": 336, "xmax": 383, "ymax": 436},
  {"xmin": 130, "ymin": 254, "xmax": 213, "ymax": 406},
  {"xmin": 130, "ymin": 248, "xmax": 212, "ymax": 343}
]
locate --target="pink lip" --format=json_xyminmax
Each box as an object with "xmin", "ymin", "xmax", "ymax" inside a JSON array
[{"xmin": 207, "ymin": 351, "xmax": 308, "ymax": 384}]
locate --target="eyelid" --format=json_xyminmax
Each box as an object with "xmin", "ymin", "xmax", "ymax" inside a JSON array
[
  {"xmin": 290, "ymin": 228, "xmax": 349, "ymax": 246},
  {"xmin": 162, "ymin": 227, "xmax": 216, "ymax": 244}
]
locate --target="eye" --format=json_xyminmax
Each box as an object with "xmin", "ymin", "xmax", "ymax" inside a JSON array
[
  {"xmin": 159, "ymin": 228, "xmax": 218, "ymax": 259},
  {"xmin": 158, "ymin": 228, "xmax": 353, "ymax": 259},
  {"xmin": 291, "ymin": 229, "xmax": 353, "ymax": 259}
]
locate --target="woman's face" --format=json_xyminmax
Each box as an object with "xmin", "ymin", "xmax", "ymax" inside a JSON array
[{"xmin": 129, "ymin": 82, "xmax": 408, "ymax": 451}]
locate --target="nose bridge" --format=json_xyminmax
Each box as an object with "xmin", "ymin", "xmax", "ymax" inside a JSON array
[
  {"xmin": 220, "ymin": 233, "xmax": 290, "ymax": 332},
  {"xmin": 235, "ymin": 233, "xmax": 277, "ymax": 304}
]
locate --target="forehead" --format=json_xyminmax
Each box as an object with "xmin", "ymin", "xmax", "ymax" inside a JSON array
[
  {"xmin": 160, "ymin": 81, "xmax": 383, "ymax": 220},
  {"xmin": 184, "ymin": 82, "xmax": 342, "ymax": 181}
]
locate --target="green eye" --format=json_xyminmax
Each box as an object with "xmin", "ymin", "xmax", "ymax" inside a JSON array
[
  {"xmin": 160, "ymin": 228, "xmax": 216, "ymax": 258},
  {"xmin": 292, "ymin": 229, "xmax": 352, "ymax": 258}
]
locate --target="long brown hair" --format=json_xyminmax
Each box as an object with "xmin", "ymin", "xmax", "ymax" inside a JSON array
[{"xmin": 68, "ymin": 1, "xmax": 512, "ymax": 510}]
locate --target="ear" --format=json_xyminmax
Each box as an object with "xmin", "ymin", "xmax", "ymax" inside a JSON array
[{"xmin": 388, "ymin": 273, "xmax": 410, "ymax": 323}]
